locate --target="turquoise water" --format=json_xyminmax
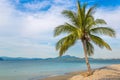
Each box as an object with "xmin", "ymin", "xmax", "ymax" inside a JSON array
[{"xmin": 0, "ymin": 60, "xmax": 119, "ymax": 80}]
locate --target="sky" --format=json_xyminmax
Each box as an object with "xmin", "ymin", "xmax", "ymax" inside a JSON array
[{"xmin": 0, "ymin": 0, "xmax": 120, "ymax": 59}]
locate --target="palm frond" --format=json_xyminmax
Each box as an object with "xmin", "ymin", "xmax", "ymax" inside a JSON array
[
  {"xmin": 90, "ymin": 27, "xmax": 115, "ymax": 37},
  {"xmin": 86, "ymin": 19, "xmax": 106, "ymax": 30},
  {"xmin": 81, "ymin": 3, "xmax": 88, "ymax": 29},
  {"xmin": 62, "ymin": 10, "xmax": 79, "ymax": 26},
  {"xmin": 90, "ymin": 34, "xmax": 112, "ymax": 50},
  {"xmin": 77, "ymin": 0, "xmax": 83, "ymax": 27},
  {"xmin": 86, "ymin": 41, "xmax": 94, "ymax": 56},
  {"xmin": 85, "ymin": 5, "xmax": 96, "ymax": 21},
  {"xmin": 56, "ymin": 33, "xmax": 77, "ymax": 56},
  {"xmin": 82, "ymin": 2, "xmax": 87, "ymax": 18},
  {"xmin": 85, "ymin": 15, "xmax": 95, "ymax": 29},
  {"xmin": 95, "ymin": 19, "xmax": 107, "ymax": 25},
  {"xmin": 54, "ymin": 23, "xmax": 77, "ymax": 37}
]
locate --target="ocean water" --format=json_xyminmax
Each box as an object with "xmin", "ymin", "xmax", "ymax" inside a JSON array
[{"xmin": 0, "ymin": 60, "xmax": 119, "ymax": 80}]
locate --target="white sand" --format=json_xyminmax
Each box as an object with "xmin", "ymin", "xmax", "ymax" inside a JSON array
[{"xmin": 69, "ymin": 64, "xmax": 120, "ymax": 80}]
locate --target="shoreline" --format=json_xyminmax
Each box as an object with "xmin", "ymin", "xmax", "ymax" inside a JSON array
[
  {"xmin": 40, "ymin": 71, "xmax": 86, "ymax": 80},
  {"xmin": 40, "ymin": 64, "xmax": 120, "ymax": 80}
]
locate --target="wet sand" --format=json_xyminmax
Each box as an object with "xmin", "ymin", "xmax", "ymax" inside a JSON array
[{"xmin": 41, "ymin": 71, "xmax": 85, "ymax": 80}]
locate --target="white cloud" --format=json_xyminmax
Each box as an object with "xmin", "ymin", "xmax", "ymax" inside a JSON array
[
  {"xmin": 24, "ymin": 0, "xmax": 50, "ymax": 10},
  {"xmin": 0, "ymin": 0, "xmax": 13, "ymax": 27},
  {"xmin": 21, "ymin": 12, "xmax": 66, "ymax": 37},
  {"xmin": 0, "ymin": 0, "xmax": 69, "ymax": 58},
  {"xmin": 0, "ymin": 0, "xmax": 73, "ymax": 37}
]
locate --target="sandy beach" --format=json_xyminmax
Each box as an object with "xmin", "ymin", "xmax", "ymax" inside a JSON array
[
  {"xmin": 41, "ymin": 71, "xmax": 85, "ymax": 80},
  {"xmin": 41, "ymin": 64, "xmax": 120, "ymax": 80}
]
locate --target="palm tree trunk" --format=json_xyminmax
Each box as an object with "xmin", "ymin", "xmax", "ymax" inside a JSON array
[{"xmin": 82, "ymin": 40, "xmax": 92, "ymax": 75}]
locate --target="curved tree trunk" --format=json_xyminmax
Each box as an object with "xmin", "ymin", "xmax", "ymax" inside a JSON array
[{"xmin": 82, "ymin": 40, "xmax": 92, "ymax": 75}]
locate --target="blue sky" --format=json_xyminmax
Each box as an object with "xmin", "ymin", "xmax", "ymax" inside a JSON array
[{"xmin": 0, "ymin": 0, "xmax": 120, "ymax": 58}]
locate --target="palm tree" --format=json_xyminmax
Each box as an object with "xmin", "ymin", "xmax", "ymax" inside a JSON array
[{"xmin": 54, "ymin": 1, "xmax": 115, "ymax": 75}]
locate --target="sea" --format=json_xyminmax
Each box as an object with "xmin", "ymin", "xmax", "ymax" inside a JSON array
[{"xmin": 0, "ymin": 60, "xmax": 120, "ymax": 80}]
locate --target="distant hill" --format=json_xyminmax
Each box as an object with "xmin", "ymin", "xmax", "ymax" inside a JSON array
[
  {"xmin": 0, "ymin": 55, "xmax": 81, "ymax": 61},
  {"xmin": 44, "ymin": 55, "xmax": 85, "ymax": 62},
  {"xmin": 0, "ymin": 57, "xmax": 3, "ymax": 61},
  {"xmin": 0, "ymin": 55, "xmax": 120, "ymax": 64},
  {"xmin": 0, "ymin": 57, "xmax": 42, "ymax": 61}
]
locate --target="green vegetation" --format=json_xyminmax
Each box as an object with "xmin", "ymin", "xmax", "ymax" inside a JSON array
[{"xmin": 54, "ymin": 1, "xmax": 115, "ymax": 75}]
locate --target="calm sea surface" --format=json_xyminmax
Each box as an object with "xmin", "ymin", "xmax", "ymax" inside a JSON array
[{"xmin": 0, "ymin": 60, "xmax": 119, "ymax": 80}]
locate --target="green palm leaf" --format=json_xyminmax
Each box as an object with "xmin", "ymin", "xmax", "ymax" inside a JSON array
[
  {"xmin": 86, "ymin": 41, "xmax": 94, "ymax": 56},
  {"xmin": 62, "ymin": 10, "xmax": 79, "ymax": 26},
  {"xmin": 90, "ymin": 27, "xmax": 115, "ymax": 37},
  {"xmin": 77, "ymin": 0, "xmax": 83, "ymax": 27},
  {"xmin": 95, "ymin": 19, "xmax": 107, "ymax": 25},
  {"xmin": 85, "ymin": 5, "xmax": 96, "ymax": 21},
  {"xmin": 90, "ymin": 34, "xmax": 112, "ymax": 50},
  {"xmin": 54, "ymin": 23, "xmax": 77, "ymax": 37},
  {"xmin": 56, "ymin": 33, "xmax": 77, "ymax": 56}
]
